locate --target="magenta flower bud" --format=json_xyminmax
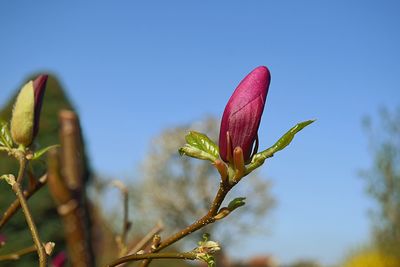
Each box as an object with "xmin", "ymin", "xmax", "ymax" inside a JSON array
[{"xmin": 218, "ymin": 66, "xmax": 271, "ymax": 163}]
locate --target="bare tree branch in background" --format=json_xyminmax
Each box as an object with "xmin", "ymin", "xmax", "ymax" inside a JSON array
[{"xmin": 130, "ymin": 117, "xmax": 275, "ymax": 248}]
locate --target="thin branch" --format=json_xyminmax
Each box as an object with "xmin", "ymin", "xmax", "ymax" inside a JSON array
[
  {"xmin": 0, "ymin": 245, "xmax": 36, "ymax": 261},
  {"xmin": 130, "ymin": 222, "xmax": 163, "ymax": 254},
  {"xmin": 106, "ymin": 251, "xmax": 197, "ymax": 267},
  {"xmin": 10, "ymin": 162, "xmax": 47, "ymax": 267},
  {"xmin": 110, "ymin": 180, "xmax": 130, "ymax": 246},
  {"xmin": 0, "ymin": 174, "xmax": 47, "ymax": 230},
  {"xmin": 16, "ymin": 154, "xmax": 26, "ymax": 184},
  {"xmin": 115, "ymin": 222, "xmax": 163, "ymax": 267},
  {"xmin": 158, "ymin": 184, "xmax": 229, "ymax": 249},
  {"xmin": 138, "ymin": 182, "xmax": 231, "ymax": 267}
]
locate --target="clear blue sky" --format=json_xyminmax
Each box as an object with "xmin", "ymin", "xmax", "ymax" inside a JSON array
[{"xmin": 1, "ymin": 1, "xmax": 399, "ymax": 265}]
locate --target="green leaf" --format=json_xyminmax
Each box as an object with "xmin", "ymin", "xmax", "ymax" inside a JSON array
[
  {"xmin": 197, "ymin": 254, "xmax": 216, "ymax": 267},
  {"xmin": 270, "ymin": 119, "xmax": 315, "ymax": 153},
  {"xmin": 227, "ymin": 197, "xmax": 246, "ymax": 211},
  {"xmin": 179, "ymin": 146, "xmax": 217, "ymax": 162},
  {"xmin": 32, "ymin": 144, "xmax": 60, "ymax": 161},
  {"xmin": 195, "ymin": 234, "xmax": 219, "ymax": 267},
  {"xmin": 179, "ymin": 131, "xmax": 219, "ymax": 162},
  {"xmin": 185, "ymin": 131, "xmax": 219, "ymax": 158},
  {"xmin": 0, "ymin": 119, "xmax": 13, "ymax": 148},
  {"xmin": 246, "ymin": 119, "xmax": 315, "ymax": 173}
]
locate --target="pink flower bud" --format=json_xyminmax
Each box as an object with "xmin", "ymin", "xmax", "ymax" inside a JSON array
[
  {"xmin": 51, "ymin": 251, "xmax": 67, "ymax": 267},
  {"xmin": 218, "ymin": 66, "xmax": 270, "ymax": 163}
]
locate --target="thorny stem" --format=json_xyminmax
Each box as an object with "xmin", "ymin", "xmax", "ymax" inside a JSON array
[
  {"xmin": 0, "ymin": 245, "xmax": 36, "ymax": 261},
  {"xmin": 138, "ymin": 182, "xmax": 231, "ymax": 267},
  {"xmin": 106, "ymin": 252, "xmax": 197, "ymax": 267},
  {"xmin": 11, "ymin": 159, "xmax": 47, "ymax": 267}
]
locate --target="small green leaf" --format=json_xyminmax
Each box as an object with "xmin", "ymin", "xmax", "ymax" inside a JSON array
[
  {"xmin": 195, "ymin": 234, "xmax": 220, "ymax": 267},
  {"xmin": 197, "ymin": 254, "xmax": 216, "ymax": 267},
  {"xmin": 32, "ymin": 145, "xmax": 60, "ymax": 161},
  {"xmin": 179, "ymin": 146, "xmax": 217, "ymax": 162},
  {"xmin": 246, "ymin": 119, "xmax": 315, "ymax": 173},
  {"xmin": 185, "ymin": 131, "xmax": 219, "ymax": 159},
  {"xmin": 0, "ymin": 174, "xmax": 16, "ymax": 186},
  {"xmin": 227, "ymin": 197, "xmax": 246, "ymax": 211},
  {"xmin": 179, "ymin": 131, "xmax": 219, "ymax": 162},
  {"xmin": 270, "ymin": 119, "xmax": 315, "ymax": 153},
  {"xmin": 0, "ymin": 120, "xmax": 13, "ymax": 148}
]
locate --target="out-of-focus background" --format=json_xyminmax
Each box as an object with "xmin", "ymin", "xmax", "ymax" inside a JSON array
[{"xmin": 0, "ymin": 1, "xmax": 399, "ymax": 267}]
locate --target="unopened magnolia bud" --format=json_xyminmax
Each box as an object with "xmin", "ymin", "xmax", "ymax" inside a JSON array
[
  {"xmin": 11, "ymin": 75, "xmax": 47, "ymax": 146},
  {"xmin": 219, "ymin": 66, "xmax": 270, "ymax": 163}
]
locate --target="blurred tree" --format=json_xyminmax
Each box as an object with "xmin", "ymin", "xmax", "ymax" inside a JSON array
[
  {"xmin": 285, "ymin": 260, "xmax": 321, "ymax": 267},
  {"xmin": 129, "ymin": 117, "xmax": 275, "ymax": 251},
  {"xmin": 0, "ymin": 74, "xmax": 90, "ymax": 266},
  {"xmin": 362, "ymin": 107, "xmax": 400, "ymax": 261},
  {"xmin": 342, "ymin": 247, "xmax": 398, "ymax": 267}
]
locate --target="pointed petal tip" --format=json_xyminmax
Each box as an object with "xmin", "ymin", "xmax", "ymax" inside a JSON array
[
  {"xmin": 33, "ymin": 74, "xmax": 48, "ymax": 90},
  {"xmin": 35, "ymin": 74, "xmax": 48, "ymax": 82}
]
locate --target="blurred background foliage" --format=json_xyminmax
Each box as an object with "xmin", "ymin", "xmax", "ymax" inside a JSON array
[{"xmin": 359, "ymin": 107, "xmax": 400, "ymax": 263}]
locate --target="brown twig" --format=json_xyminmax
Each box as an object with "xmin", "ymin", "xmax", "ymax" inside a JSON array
[
  {"xmin": 116, "ymin": 222, "xmax": 163, "ymax": 267},
  {"xmin": 158, "ymin": 183, "xmax": 229, "ymax": 249},
  {"xmin": 0, "ymin": 245, "xmax": 36, "ymax": 261},
  {"xmin": 9, "ymin": 162, "xmax": 47, "ymax": 267},
  {"xmin": 16, "ymin": 155, "xmax": 26, "ymax": 184},
  {"xmin": 132, "ymin": 222, "xmax": 163, "ymax": 253},
  {"xmin": 0, "ymin": 174, "xmax": 47, "ymax": 229},
  {"xmin": 137, "ymin": 182, "xmax": 231, "ymax": 267},
  {"xmin": 106, "ymin": 251, "xmax": 197, "ymax": 267},
  {"xmin": 110, "ymin": 180, "xmax": 130, "ymax": 247}
]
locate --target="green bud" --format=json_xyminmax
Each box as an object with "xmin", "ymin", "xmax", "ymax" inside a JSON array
[
  {"xmin": 10, "ymin": 75, "xmax": 47, "ymax": 147},
  {"xmin": 11, "ymin": 81, "xmax": 35, "ymax": 146}
]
